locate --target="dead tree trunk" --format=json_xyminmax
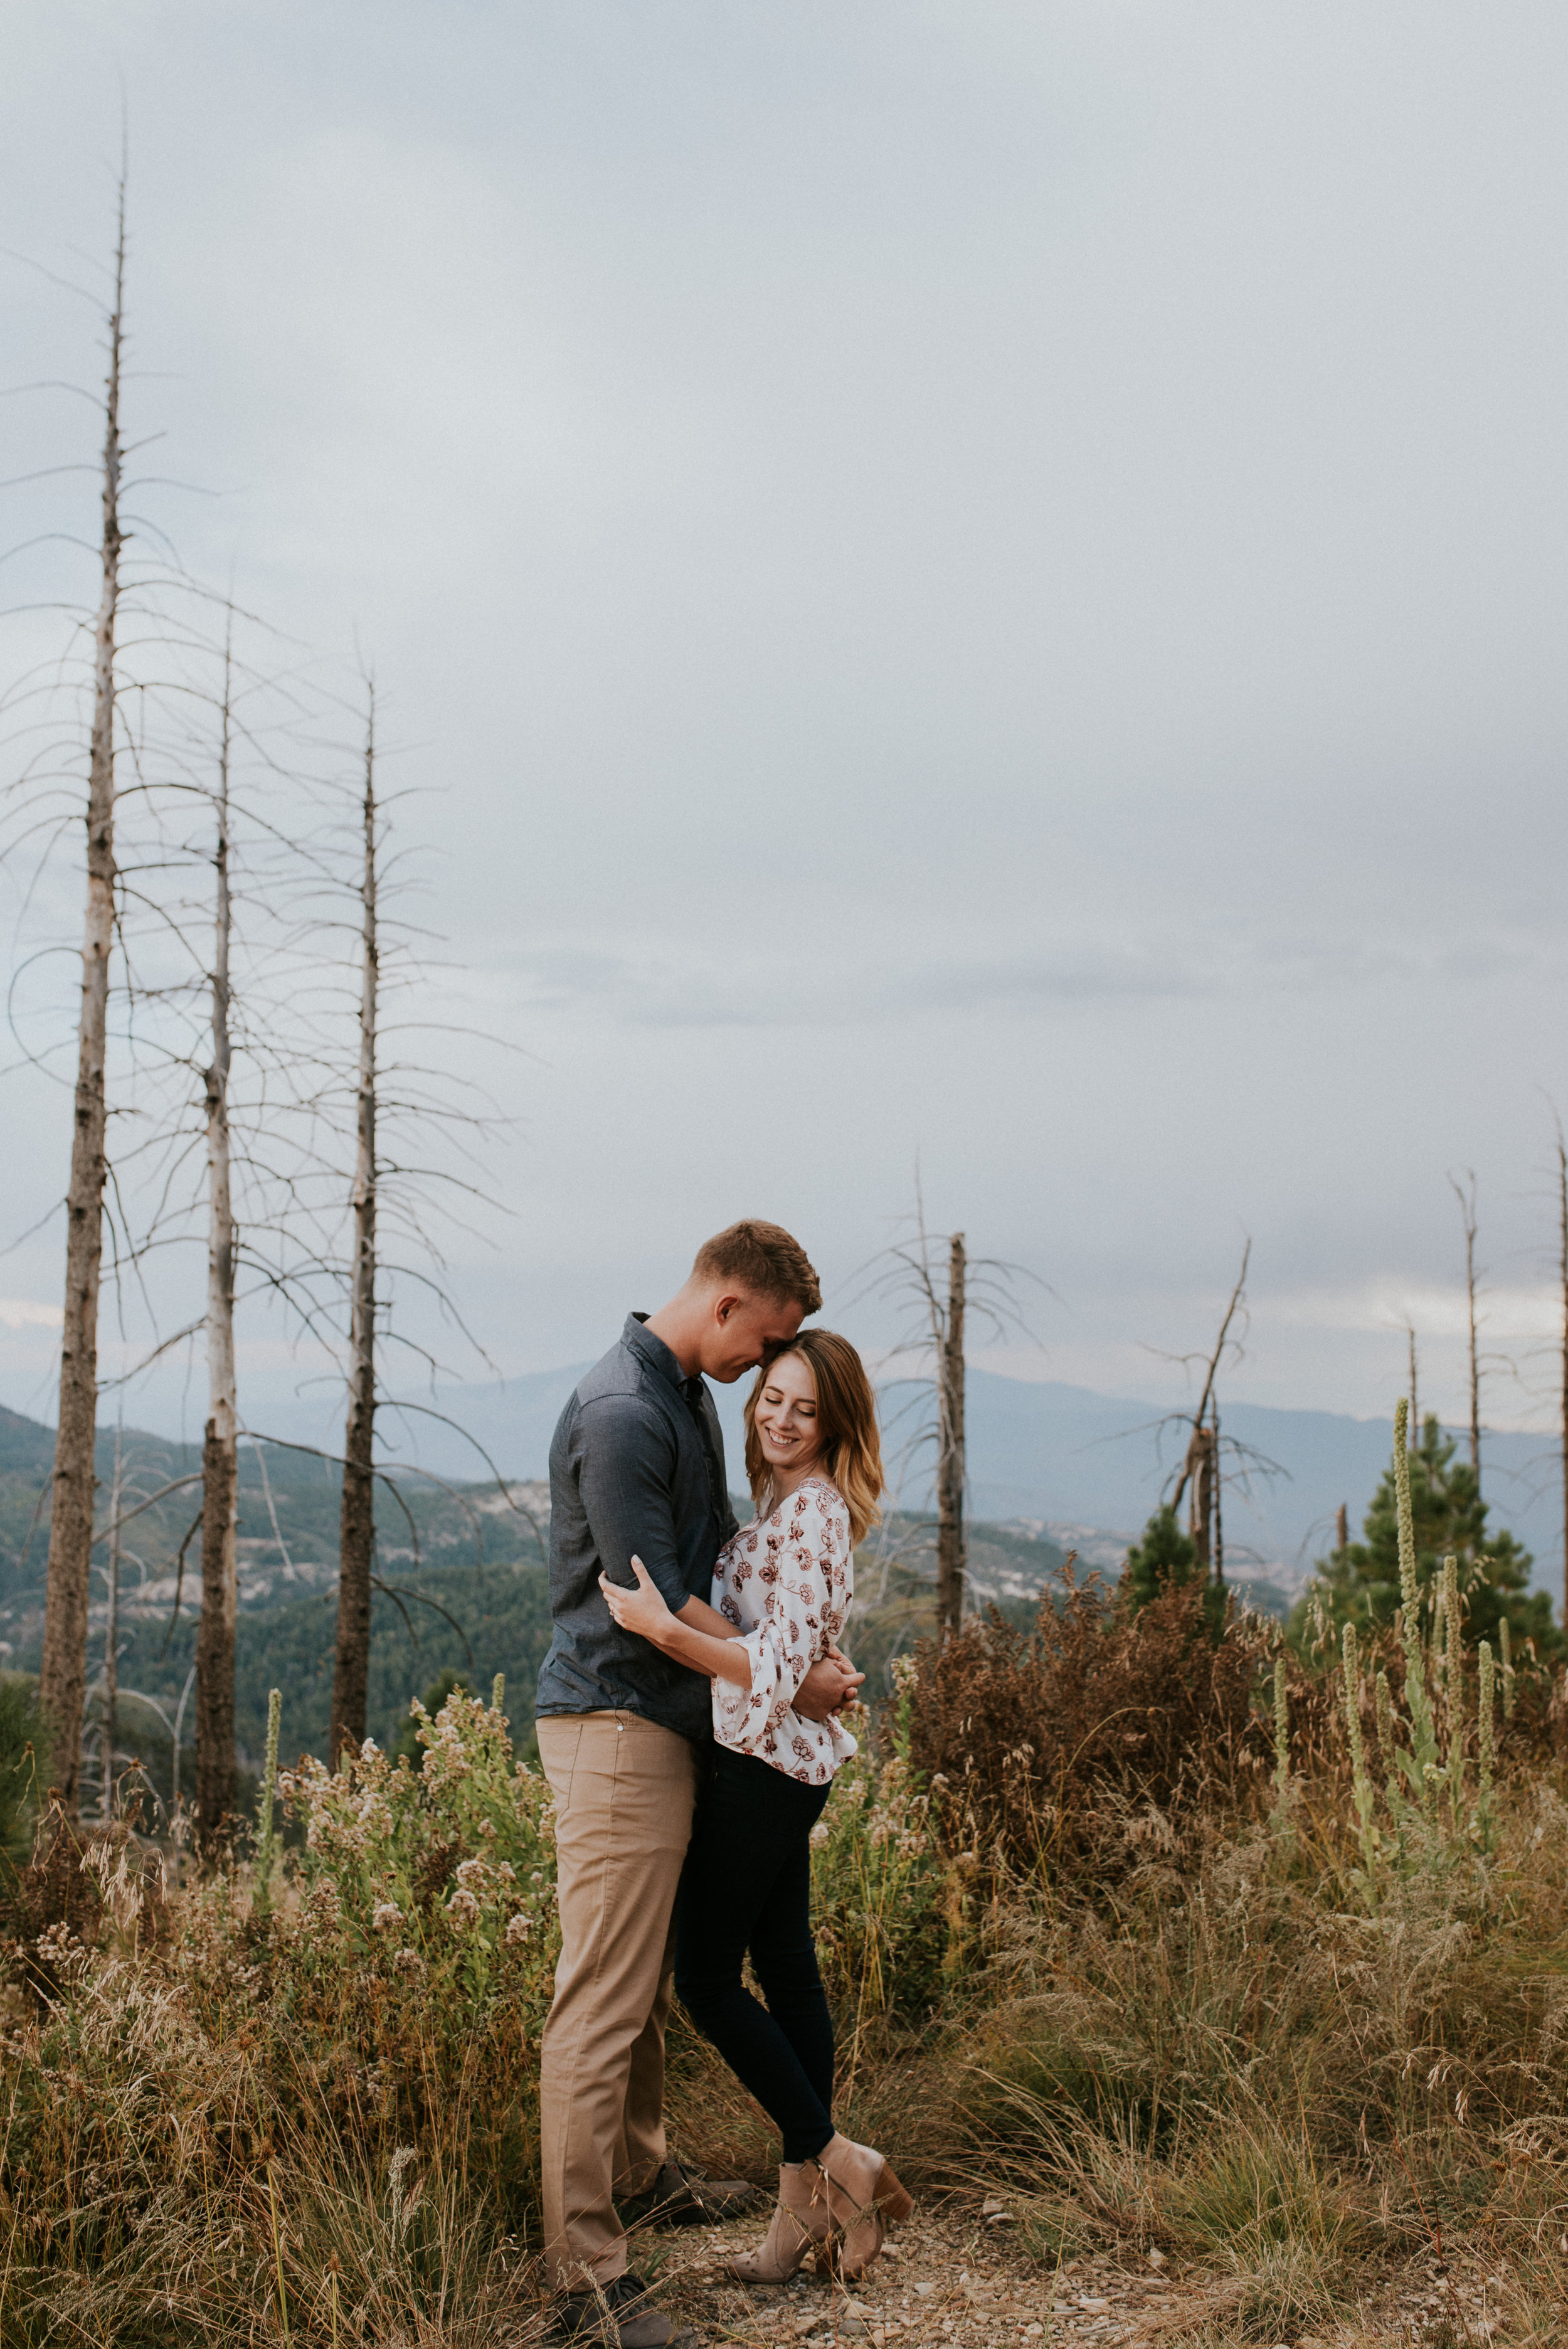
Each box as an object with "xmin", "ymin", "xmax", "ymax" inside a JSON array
[
  {"xmin": 39, "ymin": 188, "xmax": 126, "ymax": 1810},
  {"xmin": 935, "ymin": 1231, "xmax": 967, "ymax": 1638},
  {"xmin": 1188, "ymin": 1420, "xmax": 1216, "ymax": 1577},
  {"xmin": 330, "ymin": 693, "xmax": 379, "ymax": 1767},
  {"xmin": 1170, "ymin": 1240, "xmax": 1250, "ymax": 1587},
  {"xmin": 194, "ymin": 642, "xmax": 238, "ymax": 1842},
  {"xmin": 100, "ymin": 1419, "xmax": 124, "ymax": 1820},
  {"xmin": 1451, "ymin": 1172, "xmax": 1481, "ymax": 1488}
]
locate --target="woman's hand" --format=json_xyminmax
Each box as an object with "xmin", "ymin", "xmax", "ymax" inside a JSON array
[{"xmin": 598, "ymin": 1554, "xmax": 677, "ymax": 1646}]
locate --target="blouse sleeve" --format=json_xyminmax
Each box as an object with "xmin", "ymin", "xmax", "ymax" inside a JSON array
[{"xmin": 714, "ymin": 1485, "xmax": 852, "ymax": 1751}]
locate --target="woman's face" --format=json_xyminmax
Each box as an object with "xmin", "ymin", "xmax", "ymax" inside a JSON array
[{"xmin": 753, "ymin": 1350, "xmax": 822, "ymax": 1477}]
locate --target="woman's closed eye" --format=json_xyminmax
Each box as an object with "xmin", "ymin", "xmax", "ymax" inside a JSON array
[{"xmin": 763, "ymin": 1385, "xmax": 815, "ymax": 1416}]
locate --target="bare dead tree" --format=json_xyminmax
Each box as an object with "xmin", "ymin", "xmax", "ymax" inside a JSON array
[
  {"xmin": 88, "ymin": 648, "xmax": 514, "ymax": 1777},
  {"xmin": 1168, "ymin": 1240, "xmax": 1250, "ymax": 1581},
  {"xmin": 193, "ymin": 628, "xmax": 238, "ymax": 1840},
  {"xmin": 1116, "ymin": 1239, "xmax": 1289, "ymax": 1590},
  {"xmin": 329, "ymin": 687, "xmax": 378, "ymax": 1768},
  {"xmin": 850, "ymin": 1197, "xmax": 1044, "ymax": 1638},
  {"xmin": 38, "ymin": 179, "xmax": 126, "ymax": 1810},
  {"xmin": 1449, "ymin": 1170, "xmax": 1482, "ymax": 1488},
  {"xmin": 1187, "ymin": 1417, "xmax": 1217, "ymax": 1579},
  {"xmin": 935, "ymin": 1233, "xmax": 966, "ymax": 1636}
]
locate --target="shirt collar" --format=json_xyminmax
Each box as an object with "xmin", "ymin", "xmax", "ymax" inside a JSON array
[{"xmin": 624, "ymin": 1312, "xmax": 692, "ymax": 1394}]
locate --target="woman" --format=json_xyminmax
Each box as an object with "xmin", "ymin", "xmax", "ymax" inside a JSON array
[{"xmin": 599, "ymin": 1328, "xmax": 912, "ymax": 2284}]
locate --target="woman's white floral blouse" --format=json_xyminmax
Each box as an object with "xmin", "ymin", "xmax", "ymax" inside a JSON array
[{"xmin": 711, "ymin": 1475, "xmax": 857, "ymax": 1784}]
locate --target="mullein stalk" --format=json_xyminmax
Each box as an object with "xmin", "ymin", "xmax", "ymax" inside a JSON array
[
  {"xmin": 1444, "ymin": 1554, "xmax": 1466, "ymax": 1823},
  {"xmin": 1272, "ymin": 1653, "xmax": 1291, "ymax": 1811},
  {"xmin": 1375, "ymin": 1668, "xmax": 1399, "ymax": 1803},
  {"xmin": 1342, "ymin": 1621, "xmax": 1378, "ymax": 1884},
  {"xmin": 255, "ymin": 1687, "xmax": 281, "ymax": 1916},
  {"xmin": 1476, "ymin": 1638, "xmax": 1496, "ymax": 1842},
  {"xmin": 1393, "ymin": 1399, "xmax": 1438, "ymax": 1793},
  {"xmin": 1500, "ymin": 1615, "xmax": 1515, "ymax": 1719}
]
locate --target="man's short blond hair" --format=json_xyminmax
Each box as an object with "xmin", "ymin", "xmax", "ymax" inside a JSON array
[{"xmin": 692, "ymin": 1220, "xmax": 822, "ymax": 1315}]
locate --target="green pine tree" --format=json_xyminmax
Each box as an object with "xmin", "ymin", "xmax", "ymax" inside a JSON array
[
  {"xmin": 1295, "ymin": 1414, "xmax": 1560, "ymax": 1659},
  {"xmin": 1124, "ymin": 1504, "xmax": 1226, "ymax": 1635}
]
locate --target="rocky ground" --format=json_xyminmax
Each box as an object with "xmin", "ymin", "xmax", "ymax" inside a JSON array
[{"xmin": 631, "ymin": 2195, "xmax": 1538, "ymax": 2348}]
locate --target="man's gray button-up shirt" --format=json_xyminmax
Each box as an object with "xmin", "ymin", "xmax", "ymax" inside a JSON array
[{"xmin": 534, "ymin": 1313, "xmax": 741, "ymax": 1743}]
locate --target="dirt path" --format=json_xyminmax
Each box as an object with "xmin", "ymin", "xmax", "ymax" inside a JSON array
[{"xmin": 643, "ymin": 2196, "xmax": 1522, "ymax": 2348}]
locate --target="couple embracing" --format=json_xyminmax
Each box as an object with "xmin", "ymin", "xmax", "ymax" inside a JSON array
[{"xmin": 536, "ymin": 1221, "xmax": 913, "ymax": 2347}]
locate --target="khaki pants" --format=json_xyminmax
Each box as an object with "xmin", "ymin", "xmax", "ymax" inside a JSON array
[{"xmin": 537, "ymin": 1710, "xmax": 702, "ymax": 2290}]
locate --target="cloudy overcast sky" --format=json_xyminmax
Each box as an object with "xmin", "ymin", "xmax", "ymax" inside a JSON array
[{"xmin": 5, "ymin": 1, "xmax": 1568, "ymax": 1448}]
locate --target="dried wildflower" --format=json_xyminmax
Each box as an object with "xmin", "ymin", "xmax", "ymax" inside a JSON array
[
  {"xmin": 504, "ymin": 1911, "xmax": 532, "ymax": 1944},
  {"xmin": 372, "ymin": 1902, "xmax": 403, "ymax": 1934}
]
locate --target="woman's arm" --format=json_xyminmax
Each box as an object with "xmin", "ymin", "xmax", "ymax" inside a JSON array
[
  {"xmin": 716, "ymin": 1489, "xmax": 852, "ymax": 1747},
  {"xmin": 599, "ymin": 1558, "xmax": 753, "ymax": 1687}
]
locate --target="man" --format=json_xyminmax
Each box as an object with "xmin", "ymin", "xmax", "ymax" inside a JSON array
[{"xmin": 536, "ymin": 1221, "xmax": 864, "ymax": 2349}]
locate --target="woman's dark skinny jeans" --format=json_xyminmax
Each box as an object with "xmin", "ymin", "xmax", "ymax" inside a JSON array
[{"xmin": 674, "ymin": 1742, "xmax": 835, "ymax": 2166}]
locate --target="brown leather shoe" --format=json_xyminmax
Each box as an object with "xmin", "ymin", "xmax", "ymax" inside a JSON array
[
  {"xmin": 617, "ymin": 2157, "xmax": 758, "ymax": 2228},
  {"xmin": 548, "ymin": 2270, "xmax": 675, "ymax": 2347}
]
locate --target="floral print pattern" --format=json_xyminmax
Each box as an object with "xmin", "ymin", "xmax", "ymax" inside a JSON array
[{"xmin": 712, "ymin": 1475, "xmax": 857, "ymax": 1785}]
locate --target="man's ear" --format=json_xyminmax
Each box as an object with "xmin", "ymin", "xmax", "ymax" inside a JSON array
[{"xmin": 713, "ymin": 1290, "xmax": 745, "ymax": 1327}]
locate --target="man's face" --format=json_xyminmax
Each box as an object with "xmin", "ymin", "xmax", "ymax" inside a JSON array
[{"xmin": 694, "ymin": 1288, "xmax": 805, "ymax": 1383}]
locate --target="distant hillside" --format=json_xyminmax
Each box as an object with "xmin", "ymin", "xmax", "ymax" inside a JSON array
[
  {"xmin": 6, "ymin": 1349, "xmax": 1557, "ymax": 1802},
  {"xmin": 386, "ymin": 1365, "xmax": 1564, "ymax": 1598}
]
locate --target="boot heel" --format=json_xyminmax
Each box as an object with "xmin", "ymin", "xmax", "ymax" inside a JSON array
[{"xmin": 876, "ymin": 2161, "xmax": 914, "ymax": 2223}]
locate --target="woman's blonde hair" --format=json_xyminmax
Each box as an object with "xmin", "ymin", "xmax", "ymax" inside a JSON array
[{"xmin": 743, "ymin": 1328, "xmax": 884, "ymax": 1548}]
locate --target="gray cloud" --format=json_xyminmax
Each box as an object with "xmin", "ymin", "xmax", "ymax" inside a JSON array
[{"xmin": 4, "ymin": 5, "xmax": 1568, "ymax": 1443}]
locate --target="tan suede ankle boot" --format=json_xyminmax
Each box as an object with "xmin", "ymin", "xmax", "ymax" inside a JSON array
[
  {"xmin": 811, "ymin": 2133, "xmax": 914, "ymax": 2282},
  {"xmin": 726, "ymin": 2163, "xmax": 833, "ymax": 2284}
]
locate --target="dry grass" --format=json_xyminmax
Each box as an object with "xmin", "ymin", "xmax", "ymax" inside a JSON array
[{"xmin": 1, "ymin": 1598, "xmax": 1567, "ymax": 2343}]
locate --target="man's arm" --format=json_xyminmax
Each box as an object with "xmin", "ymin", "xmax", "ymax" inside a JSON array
[{"xmin": 575, "ymin": 1396, "xmax": 691, "ymax": 1615}]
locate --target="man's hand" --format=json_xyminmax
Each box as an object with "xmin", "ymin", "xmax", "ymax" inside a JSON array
[{"xmin": 796, "ymin": 1647, "xmax": 866, "ymax": 1722}]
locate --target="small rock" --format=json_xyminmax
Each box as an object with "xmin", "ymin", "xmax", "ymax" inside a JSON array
[
  {"xmin": 1147, "ymin": 2247, "xmax": 1167, "ymax": 2271},
  {"xmin": 982, "ymin": 2196, "xmax": 1007, "ymax": 2216}
]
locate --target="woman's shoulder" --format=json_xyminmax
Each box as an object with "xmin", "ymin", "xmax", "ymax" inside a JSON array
[{"xmin": 791, "ymin": 1476, "xmax": 849, "ymax": 1530}]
